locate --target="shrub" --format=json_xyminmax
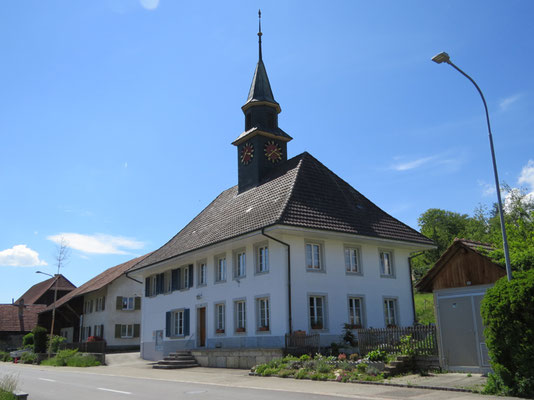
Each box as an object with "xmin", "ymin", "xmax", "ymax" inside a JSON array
[
  {"xmin": 65, "ymin": 354, "xmax": 100, "ymax": 367},
  {"xmin": 48, "ymin": 335, "xmax": 66, "ymax": 353},
  {"xmin": 342, "ymin": 324, "xmax": 357, "ymax": 347},
  {"xmin": 338, "ymin": 353, "xmax": 347, "ymax": 361},
  {"xmin": 0, "ymin": 352, "xmax": 12, "ymax": 362},
  {"xmin": 22, "ymin": 333, "xmax": 34, "ymax": 350},
  {"xmin": 32, "ymin": 326, "xmax": 48, "ymax": 354},
  {"xmin": 399, "ymin": 335, "xmax": 415, "ymax": 357},
  {"xmin": 261, "ymin": 367, "xmax": 280, "ymax": 377},
  {"xmin": 254, "ymin": 364, "xmax": 269, "ymax": 375},
  {"xmin": 20, "ymin": 352, "xmax": 36, "ymax": 364},
  {"xmin": 299, "ymin": 354, "xmax": 310, "ymax": 361},
  {"xmin": 40, "ymin": 349, "xmax": 100, "ymax": 367},
  {"xmin": 295, "ymin": 369, "xmax": 308, "ymax": 379},
  {"xmin": 481, "ymin": 270, "xmax": 534, "ymax": 398},
  {"xmin": 277, "ymin": 369, "xmax": 294, "ymax": 378},
  {"xmin": 0, "ymin": 390, "xmax": 17, "ymax": 400},
  {"xmin": 348, "ymin": 353, "xmax": 360, "ymax": 361},
  {"xmin": 357, "ymin": 363, "xmax": 368, "ymax": 373},
  {"xmin": 316, "ymin": 360, "xmax": 333, "ymax": 374},
  {"xmin": 366, "ymin": 349, "xmax": 388, "ymax": 362},
  {"xmin": 0, "ymin": 374, "xmax": 18, "ymax": 393}
]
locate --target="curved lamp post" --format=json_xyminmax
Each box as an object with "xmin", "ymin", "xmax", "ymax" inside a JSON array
[
  {"xmin": 431, "ymin": 52, "xmax": 512, "ymax": 281},
  {"xmin": 36, "ymin": 270, "xmax": 59, "ymax": 357}
]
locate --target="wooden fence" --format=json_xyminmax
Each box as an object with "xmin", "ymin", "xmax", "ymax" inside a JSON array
[
  {"xmin": 357, "ymin": 325, "xmax": 438, "ymax": 356},
  {"xmin": 285, "ymin": 332, "xmax": 320, "ymax": 355},
  {"xmin": 61, "ymin": 341, "xmax": 106, "ymax": 354}
]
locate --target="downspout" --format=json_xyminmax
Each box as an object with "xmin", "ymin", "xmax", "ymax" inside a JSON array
[
  {"xmin": 408, "ymin": 252, "xmax": 425, "ymax": 324},
  {"xmin": 261, "ymin": 228, "xmax": 292, "ymax": 334}
]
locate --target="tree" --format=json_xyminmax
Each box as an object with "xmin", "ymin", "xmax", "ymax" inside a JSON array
[{"xmin": 481, "ymin": 270, "xmax": 534, "ymax": 398}]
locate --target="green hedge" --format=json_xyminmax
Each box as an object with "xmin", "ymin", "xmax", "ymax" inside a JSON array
[{"xmin": 481, "ymin": 270, "xmax": 534, "ymax": 398}]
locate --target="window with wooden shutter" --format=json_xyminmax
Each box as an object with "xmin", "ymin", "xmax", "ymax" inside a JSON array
[
  {"xmin": 145, "ymin": 277, "xmax": 150, "ymax": 297},
  {"xmin": 165, "ymin": 311, "xmax": 171, "ymax": 337},
  {"xmin": 188, "ymin": 265, "xmax": 194, "ymax": 288},
  {"xmin": 184, "ymin": 309, "xmax": 190, "ymax": 336},
  {"xmin": 171, "ymin": 269, "xmax": 179, "ymax": 291},
  {"xmin": 134, "ymin": 297, "xmax": 141, "ymax": 310},
  {"xmin": 116, "ymin": 296, "xmax": 123, "ymax": 310},
  {"xmin": 102, "ymin": 296, "xmax": 106, "ymax": 311},
  {"xmin": 115, "ymin": 324, "xmax": 121, "ymax": 339}
]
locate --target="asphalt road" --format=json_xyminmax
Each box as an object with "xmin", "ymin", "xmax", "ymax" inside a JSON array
[{"xmin": 0, "ymin": 362, "xmax": 508, "ymax": 400}]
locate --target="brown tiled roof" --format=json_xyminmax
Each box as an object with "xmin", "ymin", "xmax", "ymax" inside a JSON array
[
  {"xmin": 0, "ymin": 304, "xmax": 46, "ymax": 333},
  {"xmin": 16, "ymin": 274, "xmax": 76, "ymax": 305},
  {"xmin": 42, "ymin": 253, "xmax": 153, "ymax": 312},
  {"xmin": 131, "ymin": 152, "xmax": 433, "ymax": 272}
]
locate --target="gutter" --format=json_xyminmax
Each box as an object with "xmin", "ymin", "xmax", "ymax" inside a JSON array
[
  {"xmin": 408, "ymin": 252, "xmax": 425, "ymax": 323},
  {"xmin": 261, "ymin": 228, "xmax": 292, "ymax": 334},
  {"xmin": 125, "ymin": 271, "xmax": 143, "ymax": 285}
]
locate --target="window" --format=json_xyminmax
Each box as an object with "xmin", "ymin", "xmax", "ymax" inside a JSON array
[
  {"xmin": 348, "ymin": 297, "xmax": 363, "ymax": 328},
  {"xmin": 215, "ymin": 303, "xmax": 225, "ymax": 334},
  {"xmin": 122, "ymin": 297, "xmax": 134, "ymax": 310},
  {"xmin": 309, "ymin": 296, "xmax": 325, "ymax": 330},
  {"xmin": 182, "ymin": 265, "xmax": 190, "ymax": 289},
  {"xmin": 95, "ymin": 296, "xmax": 105, "ymax": 312},
  {"xmin": 94, "ymin": 324, "xmax": 104, "ymax": 338},
  {"xmin": 235, "ymin": 300, "xmax": 246, "ymax": 333},
  {"xmin": 171, "ymin": 310, "xmax": 184, "ymax": 336},
  {"xmin": 384, "ymin": 298, "xmax": 398, "ymax": 327},
  {"xmin": 216, "ymin": 256, "xmax": 226, "ymax": 282},
  {"xmin": 82, "ymin": 326, "xmax": 91, "ymax": 340},
  {"xmin": 256, "ymin": 298, "xmax": 270, "ymax": 331},
  {"xmin": 380, "ymin": 250, "xmax": 394, "ymax": 277},
  {"xmin": 306, "ymin": 243, "xmax": 322, "ymax": 270},
  {"xmin": 257, "ymin": 245, "xmax": 269, "ymax": 273},
  {"xmin": 198, "ymin": 262, "xmax": 207, "ymax": 286},
  {"xmin": 165, "ymin": 270, "xmax": 172, "ymax": 293},
  {"xmin": 121, "ymin": 324, "xmax": 134, "ymax": 338},
  {"xmin": 89, "ymin": 300, "xmax": 93, "ymax": 313},
  {"xmin": 345, "ymin": 247, "xmax": 361, "ymax": 274},
  {"xmin": 151, "ymin": 275, "xmax": 157, "ymax": 296},
  {"xmin": 235, "ymin": 251, "xmax": 246, "ymax": 278}
]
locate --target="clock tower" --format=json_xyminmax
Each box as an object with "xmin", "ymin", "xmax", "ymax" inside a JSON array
[{"xmin": 233, "ymin": 11, "xmax": 292, "ymax": 193}]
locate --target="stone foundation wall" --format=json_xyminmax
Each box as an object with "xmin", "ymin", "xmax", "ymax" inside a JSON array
[{"xmin": 191, "ymin": 348, "xmax": 284, "ymax": 369}]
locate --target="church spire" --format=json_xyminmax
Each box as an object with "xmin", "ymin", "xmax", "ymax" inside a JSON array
[{"xmin": 258, "ymin": 9, "xmax": 263, "ymax": 61}]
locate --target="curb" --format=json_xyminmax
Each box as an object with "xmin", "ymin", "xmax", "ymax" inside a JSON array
[{"xmin": 248, "ymin": 372, "xmax": 474, "ymax": 393}]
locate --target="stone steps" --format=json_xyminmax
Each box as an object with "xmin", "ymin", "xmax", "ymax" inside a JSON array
[{"xmin": 153, "ymin": 350, "xmax": 199, "ymax": 369}]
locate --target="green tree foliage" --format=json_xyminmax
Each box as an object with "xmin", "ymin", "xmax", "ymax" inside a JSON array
[
  {"xmin": 22, "ymin": 332, "xmax": 34, "ymax": 350},
  {"xmin": 32, "ymin": 326, "xmax": 48, "ymax": 354},
  {"xmin": 481, "ymin": 270, "xmax": 534, "ymax": 398}
]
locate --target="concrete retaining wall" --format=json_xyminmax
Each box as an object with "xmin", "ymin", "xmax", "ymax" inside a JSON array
[{"xmin": 191, "ymin": 348, "xmax": 284, "ymax": 369}]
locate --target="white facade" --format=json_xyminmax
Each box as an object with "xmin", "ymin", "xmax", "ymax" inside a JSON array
[
  {"xmin": 131, "ymin": 226, "xmax": 430, "ymax": 361},
  {"xmin": 80, "ymin": 274, "xmax": 143, "ymax": 349}
]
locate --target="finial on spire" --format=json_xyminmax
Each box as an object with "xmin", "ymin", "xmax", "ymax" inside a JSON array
[{"xmin": 258, "ymin": 9, "xmax": 263, "ymax": 61}]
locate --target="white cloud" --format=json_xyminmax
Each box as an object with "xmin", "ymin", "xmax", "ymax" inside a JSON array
[
  {"xmin": 478, "ymin": 180, "xmax": 496, "ymax": 197},
  {"xmin": 392, "ymin": 156, "xmax": 435, "ymax": 171},
  {"xmin": 0, "ymin": 245, "xmax": 48, "ymax": 267},
  {"xmin": 139, "ymin": 0, "xmax": 159, "ymax": 10},
  {"xmin": 499, "ymin": 94, "xmax": 521, "ymax": 111},
  {"xmin": 47, "ymin": 233, "xmax": 144, "ymax": 255},
  {"xmin": 518, "ymin": 160, "xmax": 534, "ymax": 189}
]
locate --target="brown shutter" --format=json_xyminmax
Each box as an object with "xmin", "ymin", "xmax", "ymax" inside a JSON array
[
  {"xmin": 101, "ymin": 324, "xmax": 104, "ymax": 339},
  {"xmin": 134, "ymin": 297, "xmax": 141, "ymax": 310},
  {"xmin": 102, "ymin": 296, "xmax": 106, "ymax": 311},
  {"xmin": 115, "ymin": 324, "xmax": 121, "ymax": 339},
  {"xmin": 133, "ymin": 324, "xmax": 140, "ymax": 338},
  {"xmin": 116, "ymin": 296, "xmax": 123, "ymax": 311}
]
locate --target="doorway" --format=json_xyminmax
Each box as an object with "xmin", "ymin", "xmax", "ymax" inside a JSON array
[{"xmin": 198, "ymin": 307, "xmax": 206, "ymax": 347}]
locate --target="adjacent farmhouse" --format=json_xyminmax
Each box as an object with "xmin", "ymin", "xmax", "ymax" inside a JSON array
[
  {"xmin": 128, "ymin": 27, "xmax": 434, "ymax": 361},
  {"xmin": 39, "ymin": 253, "xmax": 151, "ymax": 349},
  {"xmin": 0, "ymin": 274, "xmax": 75, "ymax": 350}
]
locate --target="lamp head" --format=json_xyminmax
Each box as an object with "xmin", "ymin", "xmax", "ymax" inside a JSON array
[{"xmin": 432, "ymin": 52, "xmax": 450, "ymax": 64}]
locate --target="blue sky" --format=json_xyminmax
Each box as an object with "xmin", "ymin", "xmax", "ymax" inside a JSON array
[{"xmin": 1, "ymin": 1, "xmax": 533, "ymax": 303}]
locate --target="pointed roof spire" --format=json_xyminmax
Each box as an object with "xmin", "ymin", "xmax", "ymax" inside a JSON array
[
  {"xmin": 243, "ymin": 10, "xmax": 280, "ymax": 113},
  {"xmin": 258, "ymin": 9, "xmax": 263, "ymax": 61}
]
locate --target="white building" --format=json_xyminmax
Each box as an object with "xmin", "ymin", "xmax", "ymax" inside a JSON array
[
  {"xmin": 128, "ymin": 28, "xmax": 433, "ymax": 361},
  {"xmin": 48, "ymin": 254, "xmax": 151, "ymax": 350}
]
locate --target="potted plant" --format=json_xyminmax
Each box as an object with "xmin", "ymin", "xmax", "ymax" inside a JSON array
[
  {"xmin": 236, "ymin": 327, "xmax": 246, "ymax": 333},
  {"xmin": 215, "ymin": 329, "xmax": 225, "ymax": 334},
  {"xmin": 258, "ymin": 326, "xmax": 269, "ymax": 332},
  {"xmin": 311, "ymin": 323, "xmax": 323, "ymax": 330}
]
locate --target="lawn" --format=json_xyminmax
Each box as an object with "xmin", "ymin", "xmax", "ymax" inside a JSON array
[{"xmin": 414, "ymin": 293, "xmax": 435, "ymax": 324}]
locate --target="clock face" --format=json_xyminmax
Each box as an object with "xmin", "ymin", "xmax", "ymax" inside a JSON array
[
  {"xmin": 240, "ymin": 142, "xmax": 254, "ymax": 165},
  {"xmin": 264, "ymin": 140, "xmax": 282, "ymax": 163}
]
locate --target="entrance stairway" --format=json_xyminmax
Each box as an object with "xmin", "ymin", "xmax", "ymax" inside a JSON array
[{"xmin": 153, "ymin": 351, "xmax": 200, "ymax": 369}]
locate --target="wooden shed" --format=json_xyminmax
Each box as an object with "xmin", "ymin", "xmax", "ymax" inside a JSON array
[{"xmin": 416, "ymin": 238, "xmax": 506, "ymax": 373}]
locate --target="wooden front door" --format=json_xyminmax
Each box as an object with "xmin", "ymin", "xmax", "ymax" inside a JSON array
[{"xmin": 198, "ymin": 307, "xmax": 206, "ymax": 347}]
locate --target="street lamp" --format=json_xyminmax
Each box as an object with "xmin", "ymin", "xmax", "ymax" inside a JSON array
[
  {"xmin": 431, "ymin": 51, "xmax": 513, "ymax": 281},
  {"xmin": 36, "ymin": 270, "xmax": 59, "ymax": 357}
]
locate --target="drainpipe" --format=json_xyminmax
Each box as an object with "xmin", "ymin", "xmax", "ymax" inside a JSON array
[
  {"xmin": 261, "ymin": 228, "xmax": 292, "ymax": 334},
  {"xmin": 408, "ymin": 252, "xmax": 425, "ymax": 324}
]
